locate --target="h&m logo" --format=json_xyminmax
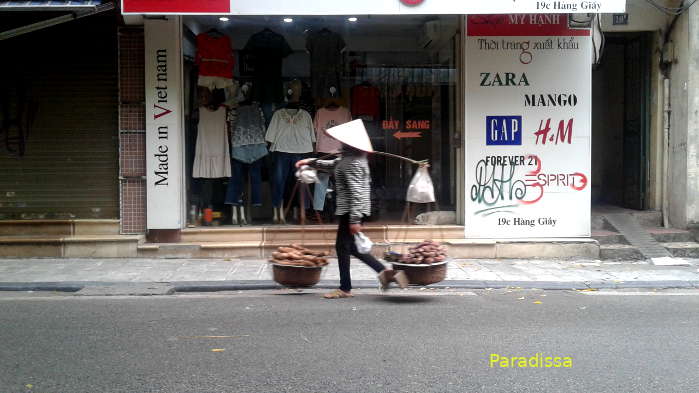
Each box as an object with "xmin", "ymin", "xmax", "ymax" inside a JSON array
[{"xmin": 486, "ymin": 116, "xmax": 522, "ymax": 146}]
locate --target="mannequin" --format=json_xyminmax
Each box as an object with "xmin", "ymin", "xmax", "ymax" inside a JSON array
[
  {"xmin": 225, "ymin": 82, "xmax": 267, "ymax": 225},
  {"xmin": 265, "ymin": 89, "xmax": 316, "ymax": 224},
  {"xmin": 193, "ymin": 86, "xmax": 231, "ymax": 224},
  {"xmin": 313, "ymin": 85, "xmax": 351, "ymax": 216}
]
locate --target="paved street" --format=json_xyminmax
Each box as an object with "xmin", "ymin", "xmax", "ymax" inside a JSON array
[{"xmin": 1, "ymin": 289, "xmax": 698, "ymax": 393}]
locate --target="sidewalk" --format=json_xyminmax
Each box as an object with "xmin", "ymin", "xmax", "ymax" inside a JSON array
[{"xmin": 1, "ymin": 257, "xmax": 699, "ymax": 292}]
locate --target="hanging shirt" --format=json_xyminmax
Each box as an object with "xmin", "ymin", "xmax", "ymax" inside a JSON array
[
  {"xmin": 306, "ymin": 29, "xmax": 346, "ymax": 98},
  {"xmin": 195, "ymin": 33, "xmax": 235, "ymax": 79},
  {"xmin": 265, "ymin": 108, "xmax": 315, "ymax": 154},
  {"xmin": 351, "ymin": 84, "xmax": 381, "ymax": 120},
  {"xmin": 243, "ymin": 29, "xmax": 293, "ymax": 103},
  {"xmin": 314, "ymin": 107, "xmax": 352, "ymax": 154}
]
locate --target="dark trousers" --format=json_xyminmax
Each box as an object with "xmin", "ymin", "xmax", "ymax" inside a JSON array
[
  {"xmin": 271, "ymin": 152, "xmax": 309, "ymax": 208},
  {"xmin": 336, "ymin": 214, "xmax": 385, "ymax": 292},
  {"xmin": 225, "ymin": 158, "xmax": 262, "ymax": 206}
]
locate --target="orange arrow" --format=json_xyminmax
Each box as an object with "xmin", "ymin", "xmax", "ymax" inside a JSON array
[{"xmin": 393, "ymin": 131, "xmax": 422, "ymax": 140}]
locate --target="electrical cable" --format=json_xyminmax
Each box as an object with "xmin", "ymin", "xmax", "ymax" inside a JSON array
[{"xmin": 644, "ymin": 0, "xmax": 698, "ymax": 15}]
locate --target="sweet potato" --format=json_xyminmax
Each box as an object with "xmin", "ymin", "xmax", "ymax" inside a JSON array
[{"xmin": 273, "ymin": 252, "xmax": 296, "ymax": 259}]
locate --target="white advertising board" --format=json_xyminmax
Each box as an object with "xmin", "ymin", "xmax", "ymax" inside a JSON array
[
  {"xmin": 465, "ymin": 14, "xmax": 591, "ymax": 238},
  {"xmin": 144, "ymin": 17, "xmax": 185, "ymax": 229},
  {"xmin": 122, "ymin": 0, "xmax": 626, "ymax": 15}
]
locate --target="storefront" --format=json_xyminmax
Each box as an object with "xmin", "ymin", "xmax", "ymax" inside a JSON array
[
  {"xmin": 0, "ymin": 3, "xmax": 120, "ymax": 221},
  {"xmin": 122, "ymin": 0, "xmax": 627, "ymax": 241}
]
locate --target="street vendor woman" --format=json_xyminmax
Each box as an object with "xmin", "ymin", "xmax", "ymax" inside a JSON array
[{"xmin": 295, "ymin": 119, "xmax": 408, "ymax": 299}]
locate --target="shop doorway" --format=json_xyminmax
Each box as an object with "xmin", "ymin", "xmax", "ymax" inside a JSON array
[
  {"xmin": 181, "ymin": 15, "xmax": 459, "ymax": 227},
  {"xmin": 591, "ymin": 32, "xmax": 651, "ymax": 210}
]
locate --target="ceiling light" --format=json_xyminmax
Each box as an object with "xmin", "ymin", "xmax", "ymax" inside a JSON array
[
  {"xmin": 347, "ymin": 17, "xmax": 358, "ymax": 22},
  {"xmin": 219, "ymin": 17, "xmax": 229, "ymax": 22},
  {"xmin": 283, "ymin": 18, "xmax": 293, "ymax": 23}
]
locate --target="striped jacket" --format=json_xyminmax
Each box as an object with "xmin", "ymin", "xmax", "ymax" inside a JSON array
[{"xmin": 312, "ymin": 153, "xmax": 371, "ymax": 224}]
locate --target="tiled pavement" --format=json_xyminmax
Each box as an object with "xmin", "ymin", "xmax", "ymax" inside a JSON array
[
  {"xmin": 604, "ymin": 213, "xmax": 672, "ymax": 259},
  {"xmin": 1, "ymin": 258, "xmax": 699, "ymax": 288}
]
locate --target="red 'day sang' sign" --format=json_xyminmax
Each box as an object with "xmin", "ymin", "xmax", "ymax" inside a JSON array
[
  {"xmin": 468, "ymin": 14, "xmax": 590, "ymax": 37},
  {"xmin": 122, "ymin": 0, "xmax": 230, "ymax": 14}
]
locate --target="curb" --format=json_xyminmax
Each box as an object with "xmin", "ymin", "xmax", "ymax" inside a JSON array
[{"xmin": 2, "ymin": 280, "xmax": 699, "ymax": 293}]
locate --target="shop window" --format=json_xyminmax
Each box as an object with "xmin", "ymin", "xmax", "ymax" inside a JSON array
[{"xmin": 182, "ymin": 15, "xmax": 458, "ymax": 226}]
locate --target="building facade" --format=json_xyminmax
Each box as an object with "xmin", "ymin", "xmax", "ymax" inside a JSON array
[{"xmin": 2, "ymin": 0, "xmax": 699, "ymax": 258}]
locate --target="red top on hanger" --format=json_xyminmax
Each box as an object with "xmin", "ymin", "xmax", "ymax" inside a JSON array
[
  {"xmin": 195, "ymin": 33, "xmax": 235, "ymax": 79},
  {"xmin": 351, "ymin": 84, "xmax": 381, "ymax": 120}
]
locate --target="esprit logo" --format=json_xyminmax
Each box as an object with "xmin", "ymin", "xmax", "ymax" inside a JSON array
[{"xmin": 400, "ymin": 0, "xmax": 424, "ymax": 5}]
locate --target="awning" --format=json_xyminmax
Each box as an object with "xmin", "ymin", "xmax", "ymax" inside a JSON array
[
  {"xmin": 121, "ymin": 0, "xmax": 627, "ymax": 15},
  {"xmin": 0, "ymin": 1, "xmax": 114, "ymax": 40},
  {"xmin": 0, "ymin": 1, "xmax": 105, "ymax": 11}
]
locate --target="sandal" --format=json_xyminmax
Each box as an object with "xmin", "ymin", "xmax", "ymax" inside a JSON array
[
  {"xmin": 378, "ymin": 270, "xmax": 394, "ymax": 291},
  {"xmin": 393, "ymin": 270, "xmax": 409, "ymax": 289},
  {"xmin": 323, "ymin": 289, "xmax": 353, "ymax": 299}
]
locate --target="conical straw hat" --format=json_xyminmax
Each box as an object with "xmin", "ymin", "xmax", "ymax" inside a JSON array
[{"xmin": 326, "ymin": 119, "xmax": 374, "ymax": 153}]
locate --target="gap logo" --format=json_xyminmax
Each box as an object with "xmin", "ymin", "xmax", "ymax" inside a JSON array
[{"xmin": 486, "ymin": 116, "xmax": 522, "ymax": 146}]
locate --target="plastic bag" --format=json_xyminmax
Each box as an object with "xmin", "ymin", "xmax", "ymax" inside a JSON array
[
  {"xmin": 295, "ymin": 165, "xmax": 318, "ymax": 184},
  {"xmin": 354, "ymin": 232, "xmax": 373, "ymax": 254},
  {"xmin": 406, "ymin": 166, "xmax": 435, "ymax": 203}
]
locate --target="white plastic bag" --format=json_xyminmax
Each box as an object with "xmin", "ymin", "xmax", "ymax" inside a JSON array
[
  {"xmin": 354, "ymin": 232, "xmax": 373, "ymax": 254},
  {"xmin": 295, "ymin": 165, "xmax": 318, "ymax": 184},
  {"xmin": 406, "ymin": 166, "xmax": 435, "ymax": 203}
]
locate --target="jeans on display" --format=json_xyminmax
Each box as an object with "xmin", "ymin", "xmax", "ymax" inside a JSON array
[
  {"xmin": 272, "ymin": 151, "xmax": 308, "ymax": 208},
  {"xmin": 225, "ymin": 158, "xmax": 263, "ymax": 206},
  {"xmin": 336, "ymin": 214, "xmax": 385, "ymax": 292},
  {"xmin": 260, "ymin": 102, "xmax": 277, "ymax": 127},
  {"xmin": 313, "ymin": 172, "xmax": 331, "ymax": 211}
]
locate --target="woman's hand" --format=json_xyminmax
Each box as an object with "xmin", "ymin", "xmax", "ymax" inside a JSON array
[
  {"xmin": 295, "ymin": 159, "xmax": 312, "ymax": 168},
  {"xmin": 349, "ymin": 224, "xmax": 362, "ymax": 235}
]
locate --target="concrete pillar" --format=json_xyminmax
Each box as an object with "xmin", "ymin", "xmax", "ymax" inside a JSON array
[
  {"xmin": 686, "ymin": 3, "xmax": 699, "ymax": 226},
  {"xmin": 667, "ymin": 11, "xmax": 689, "ymax": 228}
]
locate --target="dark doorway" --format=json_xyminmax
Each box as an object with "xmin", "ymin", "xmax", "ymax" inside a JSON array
[{"xmin": 591, "ymin": 32, "xmax": 651, "ymax": 210}]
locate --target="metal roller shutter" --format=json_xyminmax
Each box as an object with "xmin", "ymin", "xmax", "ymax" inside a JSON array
[{"xmin": 0, "ymin": 12, "xmax": 119, "ymax": 219}]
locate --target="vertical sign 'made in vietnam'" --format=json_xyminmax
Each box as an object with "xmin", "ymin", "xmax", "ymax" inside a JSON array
[
  {"xmin": 145, "ymin": 18, "xmax": 185, "ymax": 229},
  {"xmin": 465, "ymin": 14, "xmax": 591, "ymax": 238}
]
